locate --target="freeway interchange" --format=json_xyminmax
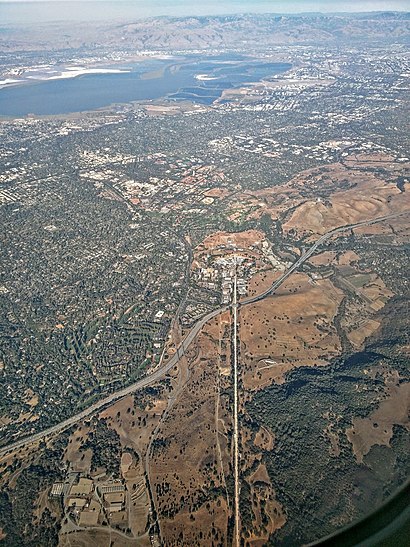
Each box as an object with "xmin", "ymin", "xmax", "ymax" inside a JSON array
[{"xmin": 0, "ymin": 211, "xmax": 406, "ymax": 458}]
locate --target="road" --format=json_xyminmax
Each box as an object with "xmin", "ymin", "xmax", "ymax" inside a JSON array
[
  {"xmin": 242, "ymin": 212, "xmax": 406, "ymax": 307},
  {"xmin": 0, "ymin": 211, "xmax": 405, "ymax": 458},
  {"xmin": 232, "ymin": 269, "xmax": 240, "ymax": 547},
  {"xmin": 0, "ymin": 305, "xmax": 227, "ymax": 458}
]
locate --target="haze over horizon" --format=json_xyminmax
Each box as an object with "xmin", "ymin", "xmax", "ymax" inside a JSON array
[
  {"xmin": 1, "ymin": 0, "xmax": 409, "ymax": 6},
  {"xmin": 1, "ymin": 0, "xmax": 409, "ymax": 26}
]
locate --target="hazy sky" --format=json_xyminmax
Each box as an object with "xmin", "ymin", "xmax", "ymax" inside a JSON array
[
  {"xmin": 1, "ymin": 0, "xmax": 409, "ymax": 8},
  {"xmin": 1, "ymin": 0, "xmax": 409, "ymax": 25}
]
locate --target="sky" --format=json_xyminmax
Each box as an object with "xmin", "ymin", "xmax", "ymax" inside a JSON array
[
  {"xmin": 1, "ymin": 0, "xmax": 409, "ymax": 8},
  {"xmin": 0, "ymin": 0, "xmax": 409, "ymax": 25}
]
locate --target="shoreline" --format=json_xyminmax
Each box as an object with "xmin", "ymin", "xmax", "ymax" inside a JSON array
[{"xmin": 0, "ymin": 67, "xmax": 132, "ymax": 90}]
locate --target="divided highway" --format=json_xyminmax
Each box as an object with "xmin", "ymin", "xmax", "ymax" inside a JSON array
[
  {"xmin": 242, "ymin": 212, "xmax": 406, "ymax": 306},
  {"xmin": 0, "ymin": 305, "xmax": 228, "ymax": 458},
  {"xmin": 0, "ymin": 211, "xmax": 405, "ymax": 458}
]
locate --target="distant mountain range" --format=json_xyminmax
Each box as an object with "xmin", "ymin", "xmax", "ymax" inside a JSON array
[
  {"xmin": 112, "ymin": 12, "xmax": 410, "ymax": 50},
  {"xmin": 1, "ymin": 12, "xmax": 409, "ymax": 52}
]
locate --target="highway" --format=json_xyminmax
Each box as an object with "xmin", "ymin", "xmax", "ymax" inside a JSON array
[
  {"xmin": 241, "ymin": 212, "xmax": 407, "ymax": 307},
  {"xmin": 0, "ymin": 211, "xmax": 405, "ymax": 458},
  {"xmin": 0, "ymin": 305, "xmax": 227, "ymax": 458}
]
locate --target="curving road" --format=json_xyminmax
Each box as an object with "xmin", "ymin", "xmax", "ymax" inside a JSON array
[
  {"xmin": 0, "ymin": 211, "xmax": 406, "ymax": 458},
  {"xmin": 0, "ymin": 305, "xmax": 227, "ymax": 458},
  {"xmin": 241, "ymin": 212, "xmax": 407, "ymax": 307}
]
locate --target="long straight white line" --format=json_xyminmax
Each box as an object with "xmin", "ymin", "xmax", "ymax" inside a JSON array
[
  {"xmin": 233, "ymin": 267, "xmax": 240, "ymax": 547},
  {"xmin": 2, "ymin": 212, "xmax": 404, "ymax": 458}
]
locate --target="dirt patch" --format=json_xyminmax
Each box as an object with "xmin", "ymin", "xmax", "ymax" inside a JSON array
[
  {"xmin": 33, "ymin": 486, "xmax": 57, "ymax": 523},
  {"xmin": 254, "ymin": 425, "xmax": 274, "ymax": 451},
  {"xmin": 241, "ymin": 273, "xmax": 343, "ymax": 388},
  {"xmin": 160, "ymin": 497, "xmax": 229, "ymax": 546},
  {"xmin": 308, "ymin": 251, "xmax": 337, "ymax": 266},
  {"xmin": 222, "ymin": 157, "xmax": 410, "ymax": 246},
  {"xmin": 99, "ymin": 394, "xmax": 165, "ymax": 457},
  {"xmin": 343, "ymin": 151, "xmax": 398, "ymax": 167},
  {"xmin": 248, "ymin": 463, "xmax": 271, "ymax": 485},
  {"xmin": 200, "ymin": 229, "xmax": 265, "ymax": 252},
  {"xmin": 339, "ymin": 269, "xmax": 394, "ymax": 349},
  {"xmin": 347, "ymin": 319, "xmax": 381, "ymax": 348},
  {"xmin": 0, "ymin": 415, "xmax": 12, "ymax": 427},
  {"xmin": 64, "ymin": 425, "xmax": 92, "ymax": 474},
  {"xmin": 27, "ymin": 395, "xmax": 39, "ymax": 407},
  {"xmin": 59, "ymin": 529, "xmax": 149, "ymax": 547},
  {"xmin": 354, "ymin": 213, "xmax": 410, "ymax": 241},
  {"xmin": 98, "ymin": 391, "xmax": 169, "ymax": 538},
  {"xmin": 149, "ymin": 317, "xmax": 232, "ymax": 545},
  {"xmin": 246, "ymin": 269, "xmax": 280, "ymax": 299},
  {"xmin": 120, "ymin": 451, "xmax": 132, "ymax": 475},
  {"xmin": 283, "ymin": 168, "xmax": 409, "ymax": 238},
  {"xmin": 346, "ymin": 382, "xmax": 410, "ymax": 464},
  {"xmin": 204, "ymin": 187, "xmax": 230, "ymax": 199},
  {"xmin": 124, "ymin": 457, "xmax": 151, "ymax": 538},
  {"xmin": 337, "ymin": 250, "xmax": 360, "ymax": 266},
  {"xmin": 244, "ymin": 459, "xmax": 286, "ymax": 545}
]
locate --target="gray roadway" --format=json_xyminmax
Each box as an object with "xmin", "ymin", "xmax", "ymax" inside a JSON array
[
  {"xmin": 0, "ymin": 306, "xmax": 228, "ymax": 457},
  {"xmin": 242, "ymin": 212, "xmax": 406, "ymax": 306},
  {"xmin": 0, "ymin": 211, "xmax": 405, "ymax": 458}
]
